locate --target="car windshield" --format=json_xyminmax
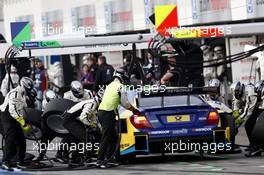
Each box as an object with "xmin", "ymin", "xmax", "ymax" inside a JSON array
[{"xmin": 138, "ymin": 95, "xmax": 205, "ymax": 108}]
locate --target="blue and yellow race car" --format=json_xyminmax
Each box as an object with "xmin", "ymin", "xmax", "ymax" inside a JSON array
[{"xmin": 118, "ymin": 87, "xmax": 233, "ymax": 159}]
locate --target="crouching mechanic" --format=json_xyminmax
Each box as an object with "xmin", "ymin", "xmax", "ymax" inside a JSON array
[
  {"xmin": 42, "ymin": 90, "xmax": 57, "ymax": 110},
  {"xmin": 206, "ymin": 79, "xmax": 241, "ymax": 153},
  {"xmin": 0, "ymin": 77, "xmax": 35, "ymax": 170},
  {"xmin": 63, "ymin": 89, "xmax": 104, "ymax": 166},
  {"xmin": 205, "ymin": 79, "xmax": 224, "ymax": 102},
  {"xmin": 55, "ymin": 80, "xmax": 93, "ymax": 162},
  {"xmin": 231, "ymin": 81, "xmax": 263, "ymax": 157},
  {"xmin": 96, "ymin": 68, "xmax": 141, "ymax": 169}
]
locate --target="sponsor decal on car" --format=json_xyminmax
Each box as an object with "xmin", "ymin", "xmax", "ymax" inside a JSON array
[
  {"xmin": 172, "ymin": 129, "xmax": 188, "ymax": 134},
  {"xmin": 192, "ymin": 128, "xmax": 212, "ymax": 132},
  {"xmin": 149, "ymin": 119, "xmax": 159, "ymax": 123},
  {"xmin": 150, "ymin": 130, "xmax": 170, "ymax": 135},
  {"xmin": 120, "ymin": 143, "xmax": 130, "ymax": 149},
  {"xmin": 199, "ymin": 117, "xmax": 207, "ymax": 120}
]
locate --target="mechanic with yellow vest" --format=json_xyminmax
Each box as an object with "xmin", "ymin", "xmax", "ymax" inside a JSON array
[{"xmin": 96, "ymin": 68, "xmax": 140, "ymax": 169}]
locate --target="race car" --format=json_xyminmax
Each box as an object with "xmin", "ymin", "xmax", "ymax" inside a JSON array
[{"xmin": 118, "ymin": 86, "xmax": 233, "ymax": 159}]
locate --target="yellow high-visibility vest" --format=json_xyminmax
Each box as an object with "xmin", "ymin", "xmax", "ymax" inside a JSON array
[{"xmin": 99, "ymin": 80, "xmax": 122, "ymax": 111}]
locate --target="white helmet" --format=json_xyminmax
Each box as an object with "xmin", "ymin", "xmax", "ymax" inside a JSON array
[
  {"xmin": 70, "ymin": 81, "xmax": 84, "ymax": 98},
  {"xmin": 208, "ymin": 78, "xmax": 220, "ymax": 87},
  {"xmin": 53, "ymin": 62, "xmax": 61, "ymax": 68},
  {"xmin": 45, "ymin": 90, "xmax": 57, "ymax": 102},
  {"xmin": 20, "ymin": 77, "xmax": 34, "ymax": 94}
]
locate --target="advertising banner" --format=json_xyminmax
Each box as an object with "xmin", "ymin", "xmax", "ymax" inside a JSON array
[{"xmin": 230, "ymin": 37, "xmax": 257, "ymax": 83}]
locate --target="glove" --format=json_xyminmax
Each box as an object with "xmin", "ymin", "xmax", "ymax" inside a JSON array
[
  {"xmin": 233, "ymin": 110, "xmax": 240, "ymax": 120},
  {"xmin": 235, "ymin": 117, "xmax": 244, "ymax": 128},
  {"xmin": 16, "ymin": 116, "xmax": 31, "ymax": 134},
  {"xmin": 90, "ymin": 122, "xmax": 97, "ymax": 129}
]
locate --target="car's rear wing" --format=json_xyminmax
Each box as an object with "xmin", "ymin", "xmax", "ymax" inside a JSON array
[{"xmin": 140, "ymin": 86, "xmax": 219, "ymax": 97}]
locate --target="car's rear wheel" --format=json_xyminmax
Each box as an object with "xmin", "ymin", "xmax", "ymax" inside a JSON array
[
  {"xmin": 23, "ymin": 108, "xmax": 43, "ymax": 140},
  {"xmin": 42, "ymin": 98, "xmax": 76, "ymax": 137},
  {"xmin": 116, "ymin": 152, "xmax": 136, "ymax": 163},
  {"xmin": 251, "ymin": 111, "xmax": 264, "ymax": 149}
]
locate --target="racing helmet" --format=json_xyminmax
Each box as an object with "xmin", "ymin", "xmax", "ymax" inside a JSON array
[
  {"xmin": 70, "ymin": 81, "xmax": 84, "ymax": 98},
  {"xmin": 208, "ymin": 78, "xmax": 220, "ymax": 87},
  {"xmin": 254, "ymin": 80, "xmax": 264, "ymax": 98},
  {"xmin": 53, "ymin": 61, "xmax": 61, "ymax": 68},
  {"xmin": 20, "ymin": 77, "xmax": 34, "ymax": 94},
  {"xmin": 113, "ymin": 68, "xmax": 129, "ymax": 84},
  {"xmin": 45, "ymin": 90, "xmax": 57, "ymax": 102},
  {"xmin": 230, "ymin": 81, "xmax": 244, "ymax": 100},
  {"xmin": 200, "ymin": 45, "xmax": 211, "ymax": 54}
]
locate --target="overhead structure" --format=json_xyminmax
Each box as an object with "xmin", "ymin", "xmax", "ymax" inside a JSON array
[
  {"xmin": 0, "ymin": 21, "xmax": 263, "ymax": 58},
  {"xmin": 0, "ymin": 34, "xmax": 153, "ymax": 57}
]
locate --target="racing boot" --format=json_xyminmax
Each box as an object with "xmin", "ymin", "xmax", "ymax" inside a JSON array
[
  {"xmin": 15, "ymin": 162, "xmax": 26, "ymax": 170},
  {"xmin": 55, "ymin": 152, "xmax": 69, "ymax": 164},
  {"xmin": 1, "ymin": 162, "xmax": 14, "ymax": 171},
  {"xmin": 68, "ymin": 152, "xmax": 84, "ymax": 168},
  {"xmin": 244, "ymin": 144, "xmax": 251, "ymax": 152},
  {"xmin": 245, "ymin": 146, "xmax": 262, "ymax": 157},
  {"xmin": 68, "ymin": 157, "xmax": 84, "ymax": 168},
  {"xmin": 97, "ymin": 161, "xmax": 110, "ymax": 169},
  {"xmin": 106, "ymin": 158, "xmax": 119, "ymax": 167},
  {"xmin": 230, "ymin": 145, "xmax": 242, "ymax": 154},
  {"xmin": 34, "ymin": 152, "xmax": 45, "ymax": 162}
]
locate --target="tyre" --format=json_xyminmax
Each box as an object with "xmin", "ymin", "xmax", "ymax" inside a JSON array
[
  {"xmin": 22, "ymin": 108, "xmax": 43, "ymax": 140},
  {"xmin": 43, "ymin": 98, "xmax": 76, "ymax": 117},
  {"xmin": 42, "ymin": 98, "xmax": 76, "ymax": 137},
  {"xmin": 251, "ymin": 111, "xmax": 264, "ymax": 149},
  {"xmin": 116, "ymin": 153, "xmax": 136, "ymax": 163}
]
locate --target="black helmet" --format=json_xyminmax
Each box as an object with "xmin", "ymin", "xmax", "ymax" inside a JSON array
[
  {"xmin": 255, "ymin": 80, "xmax": 264, "ymax": 98},
  {"xmin": 70, "ymin": 81, "xmax": 84, "ymax": 98},
  {"xmin": 113, "ymin": 68, "xmax": 129, "ymax": 84},
  {"xmin": 20, "ymin": 77, "xmax": 34, "ymax": 94},
  {"xmin": 230, "ymin": 81, "xmax": 244, "ymax": 99}
]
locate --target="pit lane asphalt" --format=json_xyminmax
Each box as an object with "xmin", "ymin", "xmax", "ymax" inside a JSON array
[{"xmin": 0, "ymin": 128, "xmax": 263, "ymax": 175}]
